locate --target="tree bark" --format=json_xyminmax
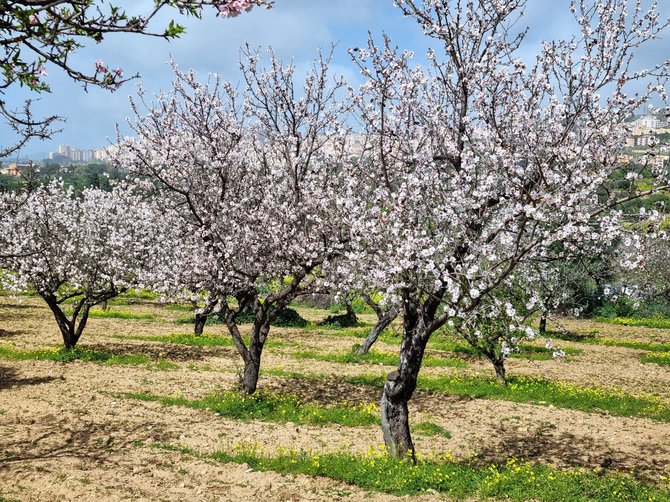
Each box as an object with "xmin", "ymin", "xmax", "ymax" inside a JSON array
[
  {"xmin": 194, "ymin": 313, "xmax": 207, "ymax": 336},
  {"xmin": 356, "ymin": 305, "xmax": 399, "ymax": 355},
  {"xmin": 539, "ymin": 312, "xmax": 547, "ymax": 335},
  {"xmin": 379, "ymin": 300, "xmax": 430, "ymax": 461},
  {"xmin": 242, "ymin": 351, "xmax": 261, "ymax": 394},
  {"xmin": 223, "ymin": 304, "xmax": 269, "ymax": 395},
  {"xmin": 492, "ymin": 358, "xmax": 507, "ymax": 385},
  {"xmin": 43, "ymin": 295, "xmax": 89, "ymax": 350},
  {"xmin": 191, "ymin": 294, "xmax": 219, "ymax": 336}
]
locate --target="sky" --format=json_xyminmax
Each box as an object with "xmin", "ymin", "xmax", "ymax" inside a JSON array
[{"xmin": 2, "ymin": 0, "xmax": 668, "ymax": 160}]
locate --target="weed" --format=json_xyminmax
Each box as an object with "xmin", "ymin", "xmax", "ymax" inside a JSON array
[
  {"xmin": 0, "ymin": 344, "xmax": 177, "ymax": 370},
  {"xmin": 120, "ymin": 390, "xmax": 379, "ymax": 427},
  {"xmin": 642, "ymin": 352, "xmax": 670, "ymax": 367},
  {"xmin": 414, "ymin": 422, "xmax": 452, "ymax": 438},
  {"xmin": 292, "ymin": 348, "xmax": 467, "ymax": 368},
  {"xmin": 154, "ymin": 443, "xmax": 670, "ymax": 501},
  {"xmin": 594, "ymin": 317, "xmax": 670, "ymax": 330},
  {"xmin": 63, "ymin": 308, "xmax": 154, "ymax": 320},
  {"xmin": 268, "ymin": 369, "xmax": 670, "ymax": 423}
]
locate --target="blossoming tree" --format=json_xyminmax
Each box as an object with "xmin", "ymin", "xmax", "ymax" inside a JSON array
[
  {"xmin": 0, "ymin": 182, "xmax": 162, "ymax": 348},
  {"xmin": 115, "ymin": 50, "xmax": 348, "ymax": 394},
  {"xmin": 340, "ymin": 0, "xmax": 670, "ymax": 459}
]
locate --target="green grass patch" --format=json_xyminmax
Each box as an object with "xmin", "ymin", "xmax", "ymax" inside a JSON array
[
  {"xmin": 292, "ymin": 348, "xmax": 467, "ymax": 368},
  {"xmin": 114, "ymin": 333, "xmax": 235, "ymax": 347},
  {"xmin": 121, "ymin": 390, "xmax": 379, "ymax": 427},
  {"xmin": 0, "ymin": 344, "xmax": 178, "ymax": 370},
  {"xmin": 63, "ymin": 308, "xmax": 155, "ymax": 320},
  {"xmin": 175, "ymin": 314, "xmax": 222, "ymax": 325},
  {"xmin": 414, "ymin": 421, "xmax": 452, "ymax": 438},
  {"xmin": 595, "ymin": 317, "xmax": 670, "ymax": 330},
  {"xmin": 413, "ymin": 375, "xmax": 670, "ymax": 422},
  {"xmin": 300, "ymin": 324, "xmax": 374, "ymax": 338},
  {"xmin": 268, "ymin": 369, "xmax": 670, "ymax": 424},
  {"xmin": 548, "ymin": 330, "xmax": 670, "ymax": 353},
  {"xmin": 111, "ymin": 333, "xmax": 289, "ymax": 349},
  {"xmin": 156, "ymin": 443, "xmax": 670, "ymax": 501},
  {"xmin": 157, "ymin": 303, "xmax": 194, "ymax": 312},
  {"xmin": 641, "ymin": 352, "xmax": 670, "ymax": 367},
  {"xmin": 600, "ymin": 339, "xmax": 670, "ymax": 352},
  {"xmin": 428, "ymin": 337, "xmax": 582, "ymax": 361}
]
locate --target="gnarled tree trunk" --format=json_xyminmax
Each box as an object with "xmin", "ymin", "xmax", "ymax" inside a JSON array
[
  {"xmin": 194, "ymin": 313, "xmax": 207, "ymax": 336},
  {"xmin": 223, "ymin": 302, "xmax": 273, "ymax": 395},
  {"xmin": 489, "ymin": 355, "xmax": 507, "ymax": 385},
  {"xmin": 43, "ymin": 294, "xmax": 90, "ymax": 349},
  {"xmin": 242, "ymin": 345, "xmax": 262, "ymax": 394},
  {"xmin": 380, "ymin": 299, "xmax": 431, "ymax": 461}
]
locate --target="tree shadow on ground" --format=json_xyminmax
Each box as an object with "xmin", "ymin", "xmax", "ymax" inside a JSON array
[
  {"xmin": 474, "ymin": 422, "xmax": 668, "ymax": 482},
  {"xmin": 0, "ymin": 329, "xmax": 25, "ymax": 339},
  {"xmin": 0, "ymin": 302, "xmax": 37, "ymax": 310},
  {"xmin": 0, "ymin": 366, "xmax": 60, "ymax": 390},
  {"xmin": 83, "ymin": 342, "xmax": 236, "ymax": 362},
  {"xmin": 0, "ymin": 420, "xmax": 161, "ymax": 466},
  {"xmin": 264, "ymin": 376, "xmax": 381, "ymax": 406}
]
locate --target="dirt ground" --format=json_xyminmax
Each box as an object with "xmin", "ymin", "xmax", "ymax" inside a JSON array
[{"xmin": 1, "ymin": 296, "xmax": 670, "ymax": 501}]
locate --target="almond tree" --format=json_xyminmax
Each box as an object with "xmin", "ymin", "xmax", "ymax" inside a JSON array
[
  {"xmin": 1, "ymin": 0, "xmax": 270, "ymax": 157},
  {"xmin": 0, "ymin": 182, "xmax": 161, "ymax": 348},
  {"xmin": 116, "ymin": 50, "xmax": 348, "ymax": 394},
  {"xmin": 341, "ymin": 0, "xmax": 670, "ymax": 460}
]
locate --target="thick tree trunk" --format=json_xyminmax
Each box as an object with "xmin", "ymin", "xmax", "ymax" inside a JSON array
[
  {"xmin": 357, "ymin": 305, "xmax": 399, "ymax": 355},
  {"xmin": 381, "ymin": 374, "xmax": 416, "ymax": 460},
  {"xmin": 43, "ymin": 295, "xmax": 86, "ymax": 349},
  {"xmin": 538, "ymin": 312, "xmax": 547, "ymax": 335},
  {"xmin": 60, "ymin": 323, "xmax": 79, "ymax": 350},
  {"xmin": 380, "ymin": 303, "xmax": 429, "ymax": 461},
  {"xmin": 492, "ymin": 358, "xmax": 507, "ymax": 385},
  {"xmin": 194, "ymin": 313, "xmax": 207, "ymax": 336},
  {"xmin": 224, "ymin": 307, "xmax": 268, "ymax": 396},
  {"xmin": 242, "ymin": 352, "xmax": 261, "ymax": 394}
]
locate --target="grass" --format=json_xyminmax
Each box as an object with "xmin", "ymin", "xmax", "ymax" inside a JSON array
[
  {"xmin": 301, "ymin": 324, "xmax": 374, "ymax": 338},
  {"xmin": 547, "ymin": 330, "xmax": 670, "ymax": 353},
  {"xmin": 428, "ymin": 337, "xmax": 582, "ymax": 361},
  {"xmin": 642, "ymin": 352, "xmax": 670, "ymax": 367},
  {"xmin": 121, "ymin": 390, "xmax": 380, "ymax": 427},
  {"xmin": 595, "ymin": 317, "xmax": 670, "ymax": 330},
  {"xmin": 154, "ymin": 443, "xmax": 670, "ymax": 501},
  {"xmin": 63, "ymin": 308, "xmax": 155, "ymax": 320},
  {"xmin": 414, "ymin": 421, "xmax": 452, "ymax": 438},
  {"xmin": 291, "ymin": 348, "xmax": 468, "ymax": 368},
  {"xmin": 111, "ymin": 332, "xmax": 289, "ymax": 349},
  {"xmin": 266, "ymin": 368, "xmax": 670, "ymax": 424},
  {"xmin": 600, "ymin": 339, "xmax": 670, "ymax": 352},
  {"xmin": 0, "ymin": 344, "xmax": 178, "ymax": 370}
]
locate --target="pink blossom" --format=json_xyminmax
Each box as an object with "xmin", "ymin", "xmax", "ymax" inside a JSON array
[{"xmin": 216, "ymin": 0, "xmax": 254, "ymax": 18}]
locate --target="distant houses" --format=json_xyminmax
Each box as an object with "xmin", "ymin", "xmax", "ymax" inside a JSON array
[{"xmin": 0, "ymin": 162, "xmax": 31, "ymax": 177}]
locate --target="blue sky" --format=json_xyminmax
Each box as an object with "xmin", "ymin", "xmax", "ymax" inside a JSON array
[{"xmin": 1, "ymin": 0, "xmax": 667, "ymax": 160}]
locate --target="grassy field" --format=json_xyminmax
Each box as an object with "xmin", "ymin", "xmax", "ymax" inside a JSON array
[{"xmin": 1, "ymin": 296, "xmax": 670, "ymax": 501}]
